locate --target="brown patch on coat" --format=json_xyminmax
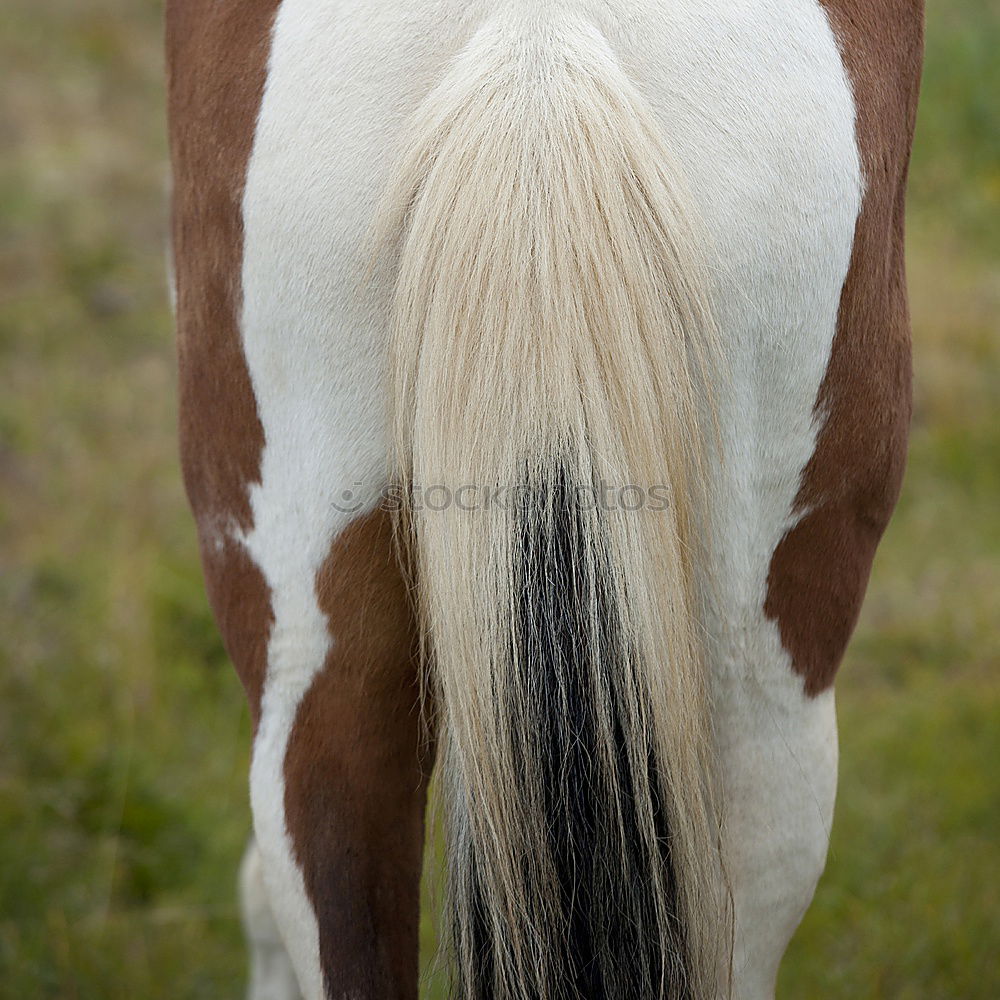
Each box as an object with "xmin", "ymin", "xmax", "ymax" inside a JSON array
[
  {"xmin": 166, "ymin": 0, "xmax": 281, "ymax": 720},
  {"xmin": 284, "ymin": 509, "xmax": 430, "ymax": 999},
  {"xmin": 765, "ymin": 1, "xmax": 924, "ymax": 695}
]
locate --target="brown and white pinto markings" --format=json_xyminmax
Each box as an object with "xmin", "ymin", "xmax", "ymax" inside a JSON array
[{"xmin": 167, "ymin": 3, "xmax": 922, "ymax": 999}]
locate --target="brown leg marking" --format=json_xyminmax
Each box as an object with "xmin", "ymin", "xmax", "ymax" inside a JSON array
[
  {"xmin": 166, "ymin": 0, "xmax": 283, "ymax": 725},
  {"xmin": 766, "ymin": 1, "xmax": 924, "ymax": 696},
  {"xmin": 284, "ymin": 509, "xmax": 431, "ymax": 999}
]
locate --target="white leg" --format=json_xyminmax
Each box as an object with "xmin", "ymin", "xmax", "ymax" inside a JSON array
[
  {"xmin": 715, "ymin": 676, "xmax": 839, "ymax": 999},
  {"xmin": 239, "ymin": 837, "xmax": 305, "ymax": 1000}
]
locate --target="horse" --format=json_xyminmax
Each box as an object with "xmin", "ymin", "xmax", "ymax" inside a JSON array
[{"xmin": 165, "ymin": 2, "xmax": 923, "ymax": 998}]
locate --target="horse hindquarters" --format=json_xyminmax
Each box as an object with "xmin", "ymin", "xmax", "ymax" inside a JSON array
[{"xmin": 169, "ymin": 2, "xmax": 921, "ymax": 998}]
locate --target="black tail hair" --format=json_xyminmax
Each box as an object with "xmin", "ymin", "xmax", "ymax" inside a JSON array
[{"xmin": 457, "ymin": 467, "xmax": 690, "ymax": 1000}]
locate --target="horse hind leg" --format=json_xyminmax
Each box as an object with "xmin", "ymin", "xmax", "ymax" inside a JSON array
[{"xmin": 239, "ymin": 836, "xmax": 304, "ymax": 1000}]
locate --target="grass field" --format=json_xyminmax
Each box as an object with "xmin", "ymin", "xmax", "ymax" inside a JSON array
[{"xmin": 1, "ymin": 2, "xmax": 997, "ymax": 997}]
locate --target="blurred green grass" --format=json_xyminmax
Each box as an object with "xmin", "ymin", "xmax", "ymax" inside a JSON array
[{"xmin": 0, "ymin": 2, "xmax": 996, "ymax": 997}]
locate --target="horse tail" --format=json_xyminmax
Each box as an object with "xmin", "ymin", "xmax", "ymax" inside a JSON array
[{"xmin": 379, "ymin": 13, "xmax": 729, "ymax": 999}]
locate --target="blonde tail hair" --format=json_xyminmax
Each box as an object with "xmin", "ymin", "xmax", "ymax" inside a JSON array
[{"xmin": 379, "ymin": 13, "xmax": 730, "ymax": 1000}]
